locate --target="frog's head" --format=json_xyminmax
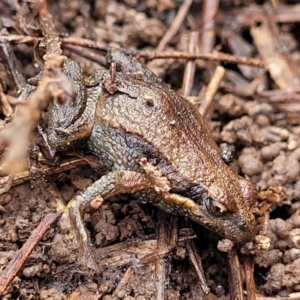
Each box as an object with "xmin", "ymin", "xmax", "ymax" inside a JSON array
[
  {"xmin": 166, "ymin": 174, "xmax": 257, "ymax": 244},
  {"xmin": 190, "ymin": 174, "xmax": 257, "ymax": 243}
]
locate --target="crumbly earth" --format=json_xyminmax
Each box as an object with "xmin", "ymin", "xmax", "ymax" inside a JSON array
[{"xmin": 0, "ymin": 0, "xmax": 300, "ymax": 299}]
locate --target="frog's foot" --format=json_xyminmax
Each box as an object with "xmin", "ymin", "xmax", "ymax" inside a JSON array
[
  {"xmin": 67, "ymin": 200, "xmax": 99, "ymax": 270},
  {"xmin": 67, "ymin": 171, "xmax": 151, "ymax": 270}
]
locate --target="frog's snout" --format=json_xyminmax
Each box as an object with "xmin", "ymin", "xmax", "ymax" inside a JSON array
[{"xmin": 224, "ymin": 218, "xmax": 256, "ymax": 244}]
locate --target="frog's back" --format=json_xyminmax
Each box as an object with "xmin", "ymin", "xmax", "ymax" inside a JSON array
[{"xmin": 88, "ymin": 71, "xmax": 228, "ymax": 192}]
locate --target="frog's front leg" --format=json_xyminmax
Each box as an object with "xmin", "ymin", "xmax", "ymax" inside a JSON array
[{"xmin": 66, "ymin": 170, "xmax": 152, "ymax": 270}]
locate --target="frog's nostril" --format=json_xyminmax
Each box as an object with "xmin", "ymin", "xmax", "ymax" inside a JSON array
[{"xmin": 223, "ymin": 216, "xmax": 255, "ymax": 243}]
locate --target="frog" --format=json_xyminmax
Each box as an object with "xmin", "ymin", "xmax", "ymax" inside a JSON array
[{"xmin": 37, "ymin": 49, "xmax": 257, "ymax": 268}]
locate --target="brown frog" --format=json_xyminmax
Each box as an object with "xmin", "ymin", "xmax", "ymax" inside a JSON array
[{"xmin": 39, "ymin": 49, "xmax": 257, "ymax": 266}]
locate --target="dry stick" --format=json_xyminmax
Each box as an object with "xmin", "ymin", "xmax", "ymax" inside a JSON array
[
  {"xmin": 0, "ymin": 84, "xmax": 12, "ymax": 117},
  {"xmin": 0, "ymin": 40, "xmax": 26, "ymax": 91},
  {"xmin": 186, "ymin": 240, "xmax": 210, "ymax": 295},
  {"xmin": 244, "ymin": 257, "xmax": 255, "ymax": 300},
  {"xmin": 8, "ymin": 158, "xmax": 88, "ymax": 189},
  {"xmin": 64, "ymin": 38, "xmax": 264, "ymax": 68},
  {"xmin": 0, "ymin": 35, "xmax": 265, "ymax": 68},
  {"xmin": 155, "ymin": 253, "xmax": 166, "ymax": 298},
  {"xmin": 263, "ymin": 3, "xmax": 281, "ymax": 39},
  {"xmin": 0, "ymin": 213, "xmax": 62, "ymax": 296},
  {"xmin": 250, "ymin": 17, "xmax": 299, "ymax": 92},
  {"xmin": 0, "ymin": 35, "xmax": 39, "ymax": 43},
  {"xmin": 97, "ymin": 240, "xmax": 158, "ymax": 269},
  {"xmin": 182, "ymin": 31, "xmax": 199, "ymax": 97},
  {"xmin": 227, "ymin": 247, "xmax": 244, "ymax": 300},
  {"xmin": 63, "ymin": 44, "xmax": 106, "ymax": 65},
  {"xmin": 199, "ymin": 65, "xmax": 225, "ymax": 116},
  {"xmin": 274, "ymin": 4, "xmax": 300, "ymax": 23},
  {"xmin": 0, "ymin": 74, "xmax": 59, "ymax": 180},
  {"xmin": 220, "ymin": 81, "xmax": 259, "ymax": 98},
  {"xmin": 270, "ymin": 0, "xmax": 279, "ymax": 9},
  {"xmin": 156, "ymin": 0, "xmax": 193, "ymax": 52},
  {"xmin": 62, "ymin": 36, "xmax": 109, "ymax": 53},
  {"xmin": 201, "ymin": 0, "xmax": 219, "ymax": 53},
  {"xmin": 138, "ymin": 50, "xmax": 264, "ymax": 67},
  {"xmin": 216, "ymin": 4, "xmax": 300, "ymax": 28},
  {"xmin": 155, "ymin": 213, "xmax": 173, "ymax": 300},
  {"xmin": 199, "ymin": 0, "xmax": 218, "ymax": 80},
  {"xmin": 0, "ymin": 0, "xmax": 66, "ymax": 185},
  {"xmin": 169, "ymin": 216, "xmax": 179, "ymax": 248},
  {"xmin": 112, "ymin": 267, "xmax": 134, "ymax": 297},
  {"xmin": 95, "ymin": 228, "xmax": 195, "ymax": 269},
  {"xmin": 111, "ymin": 231, "xmax": 173, "ymax": 299},
  {"xmin": 62, "ymin": 40, "xmax": 265, "ymax": 68},
  {"xmin": 38, "ymin": 0, "xmax": 63, "ymax": 61}
]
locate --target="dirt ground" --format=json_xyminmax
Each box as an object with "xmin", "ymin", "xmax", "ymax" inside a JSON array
[{"xmin": 0, "ymin": 0, "xmax": 300, "ymax": 299}]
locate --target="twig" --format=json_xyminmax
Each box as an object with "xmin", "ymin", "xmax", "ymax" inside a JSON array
[
  {"xmin": 62, "ymin": 36, "xmax": 109, "ymax": 52},
  {"xmin": 244, "ymin": 257, "xmax": 255, "ymax": 300},
  {"xmin": 0, "ymin": 35, "xmax": 265, "ymax": 67},
  {"xmin": 227, "ymin": 246, "xmax": 244, "ymax": 300},
  {"xmin": 0, "ymin": 40, "xmax": 26, "ymax": 91},
  {"xmin": 155, "ymin": 213, "xmax": 175, "ymax": 300},
  {"xmin": 0, "ymin": 35, "xmax": 38, "ymax": 43},
  {"xmin": 0, "ymin": 84, "xmax": 13, "ymax": 117},
  {"xmin": 0, "ymin": 0, "xmax": 67, "ymax": 186},
  {"xmin": 63, "ymin": 44, "xmax": 106, "ymax": 65},
  {"xmin": 0, "ymin": 67, "xmax": 64, "ymax": 178},
  {"xmin": 95, "ymin": 229, "xmax": 196, "ymax": 269},
  {"xmin": 0, "ymin": 213, "xmax": 61, "ymax": 296},
  {"xmin": 6, "ymin": 157, "xmax": 88, "ymax": 189},
  {"xmin": 38, "ymin": 0, "xmax": 63, "ymax": 62},
  {"xmin": 112, "ymin": 267, "xmax": 134, "ymax": 298},
  {"xmin": 199, "ymin": 65, "xmax": 225, "ymax": 116},
  {"xmin": 137, "ymin": 50, "xmax": 264, "ymax": 67},
  {"xmin": 250, "ymin": 19, "xmax": 299, "ymax": 92},
  {"xmin": 186, "ymin": 240, "xmax": 210, "ymax": 295},
  {"xmin": 182, "ymin": 31, "xmax": 199, "ymax": 97},
  {"xmin": 156, "ymin": 0, "xmax": 193, "ymax": 52},
  {"xmin": 201, "ymin": 0, "xmax": 219, "ymax": 53},
  {"xmin": 63, "ymin": 41, "xmax": 264, "ymax": 68}
]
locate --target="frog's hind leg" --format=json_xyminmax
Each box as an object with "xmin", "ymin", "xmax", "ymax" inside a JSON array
[{"xmin": 66, "ymin": 171, "xmax": 151, "ymax": 270}]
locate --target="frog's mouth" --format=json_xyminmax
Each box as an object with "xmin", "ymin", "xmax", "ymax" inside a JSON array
[
  {"xmin": 185, "ymin": 180, "xmax": 257, "ymax": 243},
  {"xmin": 190, "ymin": 202, "xmax": 256, "ymax": 244},
  {"xmin": 202, "ymin": 193, "xmax": 256, "ymax": 243},
  {"xmin": 156, "ymin": 192, "xmax": 256, "ymax": 244},
  {"xmin": 222, "ymin": 214, "xmax": 256, "ymax": 244}
]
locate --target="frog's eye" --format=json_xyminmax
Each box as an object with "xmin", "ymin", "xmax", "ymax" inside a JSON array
[{"xmin": 204, "ymin": 197, "xmax": 228, "ymax": 217}]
